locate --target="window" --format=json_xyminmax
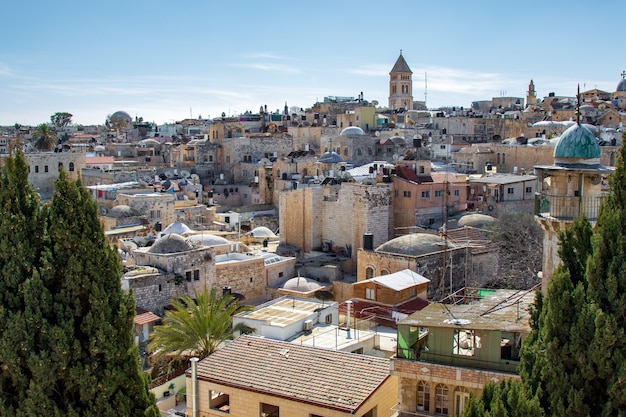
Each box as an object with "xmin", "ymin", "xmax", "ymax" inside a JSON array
[
  {"xmin": 209, "ymin": 155, "xmax": 213, "ymax": 162},
  {"xmin": 193, "ymin": 270, "xmax": 200, "ymax": 281},
  {"xmin": 417, "ymin": 381, "xmax": 430, "ymax": 412},
  {"xmin": 158, "ymin": 284, "xmax": 162, "ymax": 292},
  {"xmin": 35, "ymin": 166, "xmax": 39, "ymax": 173},
  {"xmin": 394, "ymin": 190, "xmax": 398, "ymax": 197},
  {"xmin": 365, "ymin": 267, "xmax": 374, "ymax": 280},
  {"xmin": 150, "ymin": 210, "xmax": 161, "ymax": 219},
  {"xmin": 507, "ymin": 187, "xmax": 514, "ymax": 194},
  {"xmin": 421, "ymin": 190, "xmax": 430, "ymax": 198},
  {"xmin": 58, "ymin": 162, "xmax": 63, "ymax": 171},
  {"xmin": 69, "ymin": 162, "xmax": 75, "ymax": 172},
  {"xmin": 343, "ymin": 147, "xmax": 348, "ymax": 156},
  {"xmin": 526, "ymin": 186, "xmax": 533, "ymax": 193},
  {"xmin": 325, "ymin": 314, "xmax": 332, "ymax": 324},
  {"xmin": 454, "ymin": 189, "xmax": 460, "ymax": 197},
  {"xmin": 435, "ymin": 190, "xmax": 443, "ymax": 198},
  {"xmin": 435, "ymin": 384, "xmax": 449, "ymax": 414},
  {"xmin": 454, "ymin": 387, "xmax": 470, "ymax": 416},
  {"xmin": 453, "ymin": 329, "xmax": 480, "ymax": 356},
  {"xmin": 403, "ymin": 190, "xmax": 411, "ymax": 198},
  {"xmin": 260, "ymin": 402, "xmax": 279, "ymax": 417},
  {"xmin": 186, "ymin": 271, "xmax": 192, "ymax": 282},
  {"xmin": 278, "ymin": 272, "xmax": 283, "ymax": 278},
  {"xmin": 362, "ymin": 407, "xmax": 377, "ymax": 417},
  {"xmin": 366, "ymin": 288, "xmax": 376, "ymax": 300},
  {"xmin": 44, "ymin": 165, "xmax": 49, "ymax": 173},
  {"xmin": 210, "ymin": 390, "xmax": 230, "ymax": 413}
]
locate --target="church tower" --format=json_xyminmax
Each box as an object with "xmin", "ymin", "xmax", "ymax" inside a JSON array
[
  {"xmin": 389, "ymin": 50, "xmax": 413, "ymax": 111},
  {"xmin": 527, "ymin": 79, "xmax": 537, "ymax": 106}
]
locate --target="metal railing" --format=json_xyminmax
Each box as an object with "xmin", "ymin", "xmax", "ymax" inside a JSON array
[
  {"xmin": 396, "ymin": 347, "xmax": 519, "ymax": 374},
  {"xmin": 534, "ymin": 192, "xmax": 606, "ymax": 221}
]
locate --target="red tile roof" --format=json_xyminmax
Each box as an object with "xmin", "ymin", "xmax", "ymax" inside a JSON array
[{"xmin": 192, "ymin": 335, "xmax": 392, "ymax": 413}]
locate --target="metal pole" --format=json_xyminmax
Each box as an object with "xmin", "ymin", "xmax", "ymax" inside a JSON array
[{"xmin": 190, "ymin": 357, "xmax": 199, "ymax": 417}]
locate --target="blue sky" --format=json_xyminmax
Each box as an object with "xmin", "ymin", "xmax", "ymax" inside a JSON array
[{"xmin": 1, "ymin": 0, "xmax": 623, "ymax": 126}]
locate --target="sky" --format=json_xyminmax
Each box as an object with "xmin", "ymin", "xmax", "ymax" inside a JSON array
[{"xmin": 1, "ymin": 0, "xmax": 624, "ymax": 127}]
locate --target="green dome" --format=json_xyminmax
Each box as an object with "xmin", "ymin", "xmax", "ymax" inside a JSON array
[{"xmin": 553, "ymin": 123, "xmax": 600, "ymax": 159}]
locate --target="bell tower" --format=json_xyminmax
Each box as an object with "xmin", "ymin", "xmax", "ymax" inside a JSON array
[{"xmin": 389, "ymin": 50, "xmax": 413, "ymax": 111}]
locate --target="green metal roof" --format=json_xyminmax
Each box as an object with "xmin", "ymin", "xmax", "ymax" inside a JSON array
[{"xmin": 553, "ymin": 123, "xmax": 600, "ymax": 159}]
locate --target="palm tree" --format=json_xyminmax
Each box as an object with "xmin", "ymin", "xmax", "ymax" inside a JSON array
[
  {"xmin": 32, "ymin": 123, "xmax": 57, "ymax": 151},
  {"xmin": 148, "ymin": 288, "xmax": 251, "ymax": 360}
]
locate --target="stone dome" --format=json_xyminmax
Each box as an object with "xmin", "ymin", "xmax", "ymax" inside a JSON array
[
  {"xmin": 457, "ymin": 213, "xmax": 496, "ymax": 229},
  {"xmin": 281, "ymin": 276, "xmax": 324, "ymax": 292},
  {"xmin": 148, "ymin": 233, "xmax": 193, "ymax": 254},
  {"xmin": 617, "ymin": 77, "xmax": 626, "ymax": 92},
  {"xmin": 376, "ymin": 233, "xmax": 454, "ymax": 257},
  {"xmin": 553, "ymin": 123, "xmax": 600, "ymax": 162},
  {"xmin": 248, "ymin": 226, "xmax": 276, "ymax": 238},
  {"xmin": 318, "ymin": 151, "xmax": 344, "ymax": 164},
  {"xmin": 340, "ymin": 126, "xmax": 364, "ymax": 136},
  {"xmin": 162, "ymin": 221, "xmax": 193, "ymax": 236},
  {"xmin": 186, "ymin": 234, "xmax": 230, "ymax": 247},
  {"xmin": 110, "ymin": 111, "xmax": 132, "ymax": 122},
  {"xmin": 108, "ymin": 205, "xmax": 138, "ymax": 218}
]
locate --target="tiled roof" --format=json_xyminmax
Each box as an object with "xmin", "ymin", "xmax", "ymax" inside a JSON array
[
  {"xmin": 192, "ymin": 335, "xmax": 392, "ymax": 413},
  {"xmin": 390, "ymin": 53, "xmax": 412, "ymax": 74}
]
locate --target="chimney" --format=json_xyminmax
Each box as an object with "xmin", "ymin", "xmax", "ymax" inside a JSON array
[{"xmin": 190, "ymin": 357, "xmax": 199, "ymax": 417}]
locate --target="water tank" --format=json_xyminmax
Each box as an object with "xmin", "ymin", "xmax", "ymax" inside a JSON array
[
  {"xmin": 154, "ymin": 222, "xmax": 162, "ymax": 232},
  {"xmin": 223, "ymin": 286, "xmax": 232, "ymax": 296},
  {"xmin": 363, "ymin": 233, "xmax": 374, "ymax": 250}
]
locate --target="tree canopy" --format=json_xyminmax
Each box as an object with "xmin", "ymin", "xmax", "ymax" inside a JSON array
[
  {"xmin": 519, "ymin": 142, "xmax": 626, "ymax": 416},
  {"xmin": 148, "ymin": 288, "xmax": 251, "ymax": 360},
  {"xmin": 0, "ymin": 151, "xmax": 157, "ymax": 417},
  {"xmin": 31, "ymin": 123, "xmax": 57, "ymax": 151},
  {"xmin": 50, "ymin": 112, "xmax": 73, "ymax": 127}
]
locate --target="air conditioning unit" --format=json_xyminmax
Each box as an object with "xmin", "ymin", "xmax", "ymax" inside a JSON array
[{"xmin": 303, "ymin": 320, "xmax": 313, "ymax": 331}]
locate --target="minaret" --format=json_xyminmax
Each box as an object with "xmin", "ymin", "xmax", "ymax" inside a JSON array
[
  {"xmin": 534, "ymin": 86, "xmax": 614, "ymax": 292},
  {"xmin": 527, "ymin": 79, "xmax": 537, "ymax": 106},
  {"xmin": 389, "ymin": 50, "xmax": 413, "ymax": 111}
]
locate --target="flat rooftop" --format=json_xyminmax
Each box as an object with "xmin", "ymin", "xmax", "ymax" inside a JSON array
[
  {"xmin": 238, "ymin": 297, "xmax": 333, "ymax": 328},
  {"xmin": 399, "ymin": 288, "xmax": 537, "ymax": 333}
]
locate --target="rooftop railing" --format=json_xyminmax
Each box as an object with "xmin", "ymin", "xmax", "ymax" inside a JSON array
[{"xmin": 534, "ymin": 192, "xmax": 607, "ymax": 221}]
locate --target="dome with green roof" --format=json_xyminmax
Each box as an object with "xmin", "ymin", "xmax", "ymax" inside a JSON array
[{"xmin": 553, "ymin": 123, "xmax": 600, "ymax": 163}]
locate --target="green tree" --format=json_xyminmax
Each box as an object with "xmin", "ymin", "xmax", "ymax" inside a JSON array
[
  {"xmin": 50, "ymin": 112, "xmax": 73, "ymax": 128},
  {"xmin": 31, "ymin": 123, "xmax": 58, "ymax": 151},
  {"xmin": 0, "ymin": 152, "xmax": 158, "ymax": 416},
  {"xmin": 462, "ymin": 379, "xmax": 542, "ymax": 417},
  {"xmin": 520, "ymin": 143, "xmax": 626, "ymax": 417},
  {"xmin": 148, "ymin": 289, "xmax": 251, "ymax": 360}
]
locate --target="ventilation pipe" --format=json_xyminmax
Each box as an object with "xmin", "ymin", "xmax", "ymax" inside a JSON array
[
  {"xmin": 346, "ymin": 300, "xmax": 353, "ymax": 339},
  {"xmin": 190, "ymin": 357, "xmax": 199, "ymax": 417}
]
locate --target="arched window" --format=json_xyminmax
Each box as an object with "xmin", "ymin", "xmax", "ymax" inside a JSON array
[
  {"xmin": 417, "ymin": 381, "xmax": 430, "ymax": 412},
  {"xmin": 69, "ymin": 162, "xmax": 75, "ymax": 172},
  {"xmin": 454, "ymin": 387, "xmax": 470, "ymax": 416},
  {"xmin": 365, "ymin": 267, "xmax": 374, "ymax": 280},
  {"xmin": 380, "ymin": 269, "xmax": 389, "ymax": 276},
  {"xmin": 58, "ymin": 162, "xmax": 64, "ymax": 171},
  {"xmin": 435, "ymin": 384, "xmax": 449, "ymax": 415}
]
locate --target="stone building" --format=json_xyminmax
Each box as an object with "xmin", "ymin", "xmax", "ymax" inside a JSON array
[
  {"xmin": 21, "ymin": 151, "xmax": 86, "ymax": 200},
  {"xmin": 392, "ymin": 288, "xmax": 535, "ymax": 417},
  {"xmin": 125, "ymin": 234, "xmax": 215, "ymax": 315},
  {"xmin": 279, "ymin": 181, "xmax": 393, "ymax": 274},
  {"xmin": 186, "ymin": 335, "xmax": 398, "ymax": 417},
  {"xmin": 357, "ymin": 232, "xmax": 468, "ymax": 301},
  {"xmin": 389, "ymin": 51, "xmax": 413, "ymax": 111}
]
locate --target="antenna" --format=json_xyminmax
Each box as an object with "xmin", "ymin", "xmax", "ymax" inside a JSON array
[
  {"xmin": 424, "ymin": 71, "xmax": 428, "ymax": 109},
  {"xmin": 576, "ymin": 84, "xmax": 581, "ymax": 125}
]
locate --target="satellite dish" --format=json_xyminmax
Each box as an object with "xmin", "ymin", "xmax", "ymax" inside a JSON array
[
  {"xmin": 164, "ymin": 169, "xmax": 173, "ymax": 178},
  {"xmin": 180, "ymin": 170, "xmax": 191, "ymax": 178},
  {"xmin": 372, "ymin": 100, "xmax": 379, "ymax": 106}
]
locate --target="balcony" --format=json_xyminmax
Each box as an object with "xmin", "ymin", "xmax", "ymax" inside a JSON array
[
  {"xmin": 534, "ymin": 192, "xmax": 606, "ymax": 221},
  {"xmin": 397, "ymin": 347, "xmax": 519, "ymax": 374}
]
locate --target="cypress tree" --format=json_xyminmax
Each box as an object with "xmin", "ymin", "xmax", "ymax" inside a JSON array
[
  {"xmin": 0, "ymin": 153, "xmax": 157, "ymax": 416},
  {"xmin": 520, "ymin": 142, "xmax": 626, "ymax": 416}
]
